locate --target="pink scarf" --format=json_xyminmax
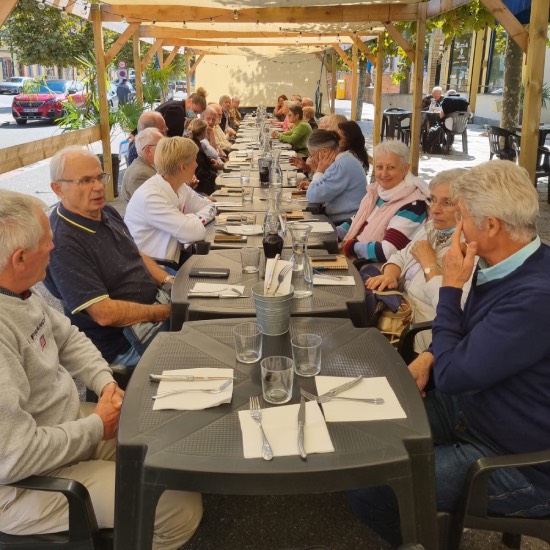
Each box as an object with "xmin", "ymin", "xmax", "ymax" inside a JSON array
[{"xmin": 345, "ymin": 172, "xmax": 429, "ymax": 243}]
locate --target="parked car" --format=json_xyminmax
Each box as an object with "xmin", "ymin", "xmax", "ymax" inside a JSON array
[
  {"xmin": 175, "ymin": 80, "xmax": 187, "ymax": 93},
  {"xmin": 0, "ymin": 76, "xmax": 34, "ymax": 95},
  {"xmin": 12, "ymin": 79, "xmax": 86, "ymax": 125}
]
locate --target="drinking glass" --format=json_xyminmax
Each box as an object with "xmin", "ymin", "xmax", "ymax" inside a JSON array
[
  {"xmin": 240, "ymin": 247, "xmax": 261, "ymax": 273},
  {"xmin": 261, "ymin": 356, "xmax": 294, "ymax": 404},
  {"xmin": 291, "ymin": 334, "xmax": 322, "ymax": 377},
  {"xmin": 233, "ymin": 322, "xmax": 263, "ymax": 363}
]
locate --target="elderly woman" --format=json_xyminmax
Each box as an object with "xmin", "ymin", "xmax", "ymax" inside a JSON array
[
  {"xmin": 296, "ymin": 130, "xmax": 367, "ymax": 224},
  {"xmin": 187, "ymin": 118, "xmax": 218, "ymax": 196},
  {"xmin": 271, "ymin": 104, "xmax": 312, "ymax": 157},
  {"xmin": 318, "ymin": 113, "xmax": 347, "ymax": 131},
  {"xmin": 338, "ymin": 120, "xmax": 369, "ymax": 173},
  {"xmin": 302, "ymin": 106, "xmax": 318, "ymax": 130},
  {"xmin": 364, "ymin": 168, "xmax": 472, "ymax": 352},
  {"xmin": 125, "ymin": 136, "xmax": 216, "ymax": 265},
  {"xmin": 337, "ymin": 140, "xmax": 429, "ymax": 263},
  {"xmin": 273, "ymin": 94, "xmax": 288, "ymax": 121},
  {"xmin": 272, "ymin": 100, "xmax": 293, "ymax": 131}
]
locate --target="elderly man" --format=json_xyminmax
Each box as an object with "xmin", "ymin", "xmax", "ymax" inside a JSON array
[
  {"xmin": 209, "ymin": 103, "xmax": 232, "ymax": 153},
  {"xmin": 219, "ymin": 94, "xmax": 236, "ymax": 138},
  {"xmin": 44, "ymin": 147, "xmax": 176, "ymax": 367},
  {"xmin": 127, "ymin": 110, "xmax": 169, "ymax": 166},
  {"xmin": 301, "ymin": 97, "xmax": 314, "ymax": 107},
  {"xmin": 0, "ymin": 190, "xmax": 202, "ymax": 548},
  {"xmin": 121, "ymin": 127, "xmax": 163, "ymax": 202},
  {"xmin": 230, "ymin": 96, "xmax": 242, "ymax": 126},
  {"xmin": 421, "ymin": 86, "xmax": 443, "ymax": 110},
  {"xmin": 349, "ymin": 161, "xmax": 550, "ymax": 546}
]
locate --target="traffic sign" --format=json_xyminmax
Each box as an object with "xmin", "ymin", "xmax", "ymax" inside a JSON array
[
  {"xmin": 117, "ymin": 60, "xmax": 127, "ymax": 69},
  {"xmin": 117, "ymin": 69, "xmax": 127, "ymax": 79}
]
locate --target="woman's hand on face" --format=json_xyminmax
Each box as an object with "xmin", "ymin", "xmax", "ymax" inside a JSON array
[
  {"xmin": 411, "ymin": 240, "xmax": 437, "ymax": 267},
  {"xmin": 297, "ymin": 180, "xmax": 309, "ymax": 191},
  {"xmin": 316, "ymin": 149, "xmax": 338, "ymax": 173},
  {"xmin": 365, "ymin": 273, "xmax": 398, "ymax": 291}
]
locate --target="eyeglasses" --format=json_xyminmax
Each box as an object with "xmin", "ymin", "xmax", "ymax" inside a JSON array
[
  {"xmin": 59, "ymin": 173, "xmax": 111, "ymax": 187},
  {"xmin": 427, "ymin": 197, "xmax": 455, "ymax": 209},
  {"xmin": 145, "ymin": 143, "xmax": 158, "ymax": 149}
]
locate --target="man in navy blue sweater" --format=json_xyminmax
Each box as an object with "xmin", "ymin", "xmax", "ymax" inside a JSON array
[{"xmin": 349, "ymin": 160, "xmax": 550, "ymax": 546}]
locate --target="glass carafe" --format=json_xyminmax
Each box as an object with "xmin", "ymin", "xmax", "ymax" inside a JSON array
[
  {"xmin": 270, "ymin": 149, "xmax": 283, "ymax": 188},
  {"xmin": 288, "ymin": 223, "xmax": 313, "ymax": 298},
  {"xmin": 264, "ymin": 187, "xmax": 283, "ymax": 236}
]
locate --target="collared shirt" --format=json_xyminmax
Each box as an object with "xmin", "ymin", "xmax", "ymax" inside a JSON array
[
  {"xmin": 0, "ymin": 286, "xmax": 31, "ymax": 300},
  {"xmin": 44, "ymin": 204, "xmax": 158, "ymax": 362},
  {"xmin": 476, "ymin": 236, "xmax": 541, "ymax": 286}
]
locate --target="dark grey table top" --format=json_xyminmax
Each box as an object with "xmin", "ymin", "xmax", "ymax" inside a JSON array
[
  {"xmin": 204, "ymin": 212, "xmax": 336, "ymax": 250},
  {"xmin": 114, "ymin": 318, "xmax": 437, "ymax": 549},
  {"xmin": 172, "ymin": 249, "xmax": 363, "ymax": 321}
]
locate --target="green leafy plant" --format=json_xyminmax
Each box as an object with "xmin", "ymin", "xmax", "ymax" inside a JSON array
[{"xmin": 520, "ymin": 83, "xmax": 550, "ymax": 110}]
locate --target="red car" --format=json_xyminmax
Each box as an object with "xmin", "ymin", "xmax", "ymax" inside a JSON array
[{"xmin": 12, "ymin": 79, "xmax": 86, "ymax": 125}]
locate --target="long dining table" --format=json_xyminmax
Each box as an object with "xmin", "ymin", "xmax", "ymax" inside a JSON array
[{"xmin": 113, "ymin": 317, "xmax": 438, "ymax": 550}]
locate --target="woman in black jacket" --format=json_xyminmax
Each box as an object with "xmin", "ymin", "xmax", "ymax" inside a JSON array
[{"xmin": 187, "ymin": 118, "xmax": 218, "ymax": 196}]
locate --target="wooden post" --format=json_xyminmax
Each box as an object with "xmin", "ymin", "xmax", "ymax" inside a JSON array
[
  {"xmin": 350, "ymin": 40, "xmax": 359, "ymax": 121},
  {"xmin": 185, "ymin": 50, "xmax": 193, "ymax": 94},
  {"xmin": 0, "ymin": 0, "xmax": 17, "ymax": 27},
  {"xmin": 331, "ymin": 51, "xmax": 336, "ymax": 114},
  {"xmin": 91, "ymin": 5, "xmax": 114, "ymax": 201},
  {"xmin": 373, "ymin": 34, "xmax": 384, "ymax": 149},
  {"xmin": 409, "ymin": 2, "xmax": 426, "ymax": 175},
  {"xmin": 467, "ymin": 29, "xmax": 485, "ymax": 112},
  {"xmin": 133, "ymin": 27, "xmax": 143, "ymax": 106},
  {"xmin": 519, "ymin": 0, "xmax": 549, "ymax": 180}
]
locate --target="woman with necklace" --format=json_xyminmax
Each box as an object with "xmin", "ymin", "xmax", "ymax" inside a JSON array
[{"xmin": 363, "ymin": 168, "xmax": 474, "ymax": 353}]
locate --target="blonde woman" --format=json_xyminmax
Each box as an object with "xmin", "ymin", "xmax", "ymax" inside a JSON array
[
  {"xmin": 187, "ymin": 118, "xmax": 218, "ymax": 195},
  {"xmin": 125, "ymin": 136, "xmax": 216, "ymax": 265}
]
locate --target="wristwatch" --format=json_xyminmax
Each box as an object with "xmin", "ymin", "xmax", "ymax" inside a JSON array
[
  {"xmin": 162, "ymin": 275, "xmax": 175, "ymax": 285},
  {"xmin": 423, "ymin": 264, "xmax": 441, "ymax": 276}
]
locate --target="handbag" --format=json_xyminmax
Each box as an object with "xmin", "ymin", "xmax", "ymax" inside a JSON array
[{"xmin": 373, "ymin": 290, "xmax": 412, "ymax": 347}]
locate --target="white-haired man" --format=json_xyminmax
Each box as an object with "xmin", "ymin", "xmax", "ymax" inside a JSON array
[
  {"xmin": 127, "ymin": 110, "xmax": 169, "ymax": 166},
  {"xmin": 349, "ymin": 161, "xmax": 550, "ymax": 546},
  {"xmin": 121, "ymin": 127, "xmax": 163, "ymax": 202},
  {"xmin": 0, "ymin": 190, "xmax": 202, "ymax": 547},
  {"xmin": 44, "ymin": 147, "xmax": 175, "ymax": 367},
  {"xmin": 219, "ymin": 94, "xmax": 236, "ymax": 138},
  {"xmin": 209, "ymin": 103, "xmax": 232, "ymax": 153}
]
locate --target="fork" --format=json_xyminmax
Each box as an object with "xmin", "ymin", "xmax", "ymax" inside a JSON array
[
  {"xmin": 300, "ymin": 388, "xmax": 384, "ymax": 405},
  {"xmin": 188, "ymin": 287, "xmax": 243, "ymax": 296},
  {"xmin": 153, "ymin": 380, "xmax": 232, "ymax": 400},
  {"xmin": 271, "ymin": 264, "xmax": 293, "ymax": 295},
  {"xmin": 249, "ymin": 396, "xmax": 273, "ymax": 461}
]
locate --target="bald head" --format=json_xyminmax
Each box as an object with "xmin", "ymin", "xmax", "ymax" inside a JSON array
[
  {"xmin": 137, "ymin": 111, "xmax": 168, "ymax": 136},
  {"xmin": 301, "ymin": 97, "xmax": 313, "ymax": 107}
]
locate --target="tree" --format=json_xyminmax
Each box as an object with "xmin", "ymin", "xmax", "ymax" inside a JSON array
[{"xmin": 6, "ymin": 0, "xmax": 93, "ymax": 73}]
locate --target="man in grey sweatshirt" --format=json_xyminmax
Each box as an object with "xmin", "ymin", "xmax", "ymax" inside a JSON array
[{"xmin": 0, "ymin": 190, "xmax": 202, "ymax": 548}]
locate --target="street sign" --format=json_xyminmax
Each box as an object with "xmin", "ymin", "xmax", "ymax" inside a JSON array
[
  {"xmin": 117, "ymin": 60, "xmax": 127, "ymax": 69},
  {"xmin": 117, "ymin": 69, "xmax": 127, "ymax": 79}
]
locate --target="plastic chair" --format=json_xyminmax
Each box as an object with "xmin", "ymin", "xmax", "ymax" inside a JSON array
[
  {"xmin": 0, "ymin": 477, "xmax": 112, "ymax": 549},
  {"xmin": 381, "ymin": 108, "xmax": 412, "ymax": 145},
  {"xmin": 487, "ymin": 126, "xmax": 520, "ymax": 161},
  {"xmin": 442, "ymin": 112, "xmax": 470, "ymax": 154},
  {"xmin": 535, "ymin": 147, "xmax": 550, "ymax": 202}
]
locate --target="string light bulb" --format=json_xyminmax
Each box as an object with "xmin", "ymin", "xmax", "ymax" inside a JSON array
[
  {"xmin": 182, "ymin": 21, "xmax": 187, "ymax": 28},
  {"xmin": 60, "ymin": 7, "xmax": 68, "ymax": 17},
  {"xmin": 233, "ymin": 9, "xmax": 238, "ymax": 20},
  {"xmin": 255, "ymin": 20, "xmax": 260, "ymax": 28},
  {"xmin": 210, "ymin": 17, "xmax": 215, "ymax": 25},
  {"xmin": 37, "ymin": 0, "xmax": 46, "ymax": 9},
  {"xmin": 121, "ymin": 15, "xmax": 126, "ymax": 23}
]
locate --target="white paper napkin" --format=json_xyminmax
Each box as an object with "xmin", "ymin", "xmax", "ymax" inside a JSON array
[
  {"xmin": 225, "ymin": 224, "xmax": 263, "ymax": 235},
  {"xmin": 213, "ymin": 201, "xmax": 243, "ymax": 207},
  {"xmin": 153, "ymin": 368, "xmax": 233, "ymax": 411},
  {"xmin": 190, "ymin": 283, "xmax": 245, "ymax": 296},
  {"xmin": 315, "ymin": 376, "xmax": 407, "ymax": 422},
  {"xmin": 264, "ymin": 259, "xmax": 292, "ymax": 295},
  {"xmin": 238, "ymin": 401, "xmax": 334, "ymax": 458},
  {"xmin": 304, "ymin": 222, "xmax": 335, "ymax": 233},
  {"xmin": 313, "ymin": 275, "xmax": 355, "ymax": 286}
]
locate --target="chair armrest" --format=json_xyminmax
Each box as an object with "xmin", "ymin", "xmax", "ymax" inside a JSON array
[
  {"xmin": 192, "ymin": 240, "xmax": 211, "ymax": 255},
  {"xmin": 6, "ymin": 476, "xmax": 99, "ymax": 541},
  {"xmin": 151, "ymin": 257, "xmax": 179, "ymax": 271},
  {"xmin": 466, "ymin": 449, "xmax": 550, "ymax": 517},
  {"xmin": 397, "ymin": 321, "xmax": 433, "ymax": 364}
]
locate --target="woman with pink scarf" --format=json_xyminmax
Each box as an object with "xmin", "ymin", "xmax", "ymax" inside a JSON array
[{"xmin": 336, "ymin": 140, "xmax": 429, "ymax": 263}]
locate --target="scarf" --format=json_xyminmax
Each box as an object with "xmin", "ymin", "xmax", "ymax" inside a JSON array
[{"xmin": 345, "ymin": 172, "xmax": 429, "ymax": 243}]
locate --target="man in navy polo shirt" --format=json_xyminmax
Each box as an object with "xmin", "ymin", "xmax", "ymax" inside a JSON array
[{"xmin": 44, "ymin": 146, "xmax": 175, "ymax": 367}]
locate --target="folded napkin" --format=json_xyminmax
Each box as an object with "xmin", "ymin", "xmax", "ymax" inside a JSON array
[
  {"xmin": 264, "ymin": 259, "xmax": 292, "ymax": 295},
  {"xmin": 313, "ymin": 275, "xmax": 355, "ymax": 286},
  {"xmin": 238, "ymin": 401, "xmax": 334, "ymax": 458},
  {"xmin": 304, "ymin": 222, "xmax": 334, "ymax": 233},
  {"xmin": 213, "ymin": 201, "xmax": 243, "ymax": 207},
  {"xmin": 315, "ymin": 376, "xmax": 407, "ymax": 422},
  {"xmin": 189, "ymin": 283, "xmax": 245, "ymax": 297},
  {"xmin": 153, "ymin": 368, "xmax": 233, "ymax": 411},
  {"xmin": 225, "ymin": 224, "xmax": 263, "ymax": 235}
]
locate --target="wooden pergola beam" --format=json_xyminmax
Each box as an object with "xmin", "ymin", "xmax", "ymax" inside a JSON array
[
  {"xmin": 352, "ymin": 36, "xmax": 376, "ymax": 65},
  {"xmin": 101, "ymin": 4, "xmax": 419, "ymax": 24},
  {"xmin": 314, "ymin": 52, "xmax": 331, "ymax": 73},
  {"xmin": 373, "ymin": 34, "xmax": 384, "ymax": 149},
  {"xmin": 140, "ymin": 39, "xmax": 165, "ymax": 70},
  {"xmin": 164, "ymin": 46, "xmax": 180, "ymax": 67},
  {"xmin": 140, "ymin": 27, "xmax": 348, "ymax": 40},
  {"xmin": 105, "ymin": 23, "xmax": 139, "ymax": 65},
  {"xmin": 480, "ymin": 0, "xmax": 529, "ymax": 53},
  {"xmin": 350, "ymin": 40, "xmax": 359, "ymax": 121},
  {"xmin": 0, "ymin": 0, "xmax": 17, "ymax": 27},
  {"xmin": 385, "ymin": 22, "xmax": 415, "ymax": 64},
  {"xmin": 166, "ymin": 38, "xmax": 343, "ymax": 48},
  {"xmin": 426, "ymin": 0, "xmax": 472, "ymax": 19},
  {"xmin": 332, "ymin": 43, "xmax": 353, "ymax": 70},
  {"xmin": 185, "ymin": 50, "xmax": 193, "ymax": 94},
  {"xmin": 133, "ymin": 27, "xmax": 143, "ymax": 104},
  {"xmin": 190, "ymin": 55, "xmax": 204, "ymax": 76}
]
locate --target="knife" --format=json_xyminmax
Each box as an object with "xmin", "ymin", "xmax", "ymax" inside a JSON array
[
  {"xmin": 297, "ymin": 397, "xmax": 307, "ymax": 460},
  {"xmin": 320, "ymin": 376, "xmax": 363, "ymax": 398},
  {"xmin": 149, "ymin": 374, "xmax": 235, "ymax": 382},
  {"xmin": 265, "ymin": 253, "xmax": 280, "ymax": 290}
]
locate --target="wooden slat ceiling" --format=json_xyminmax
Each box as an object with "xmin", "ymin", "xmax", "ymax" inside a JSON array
[{"xmin": 86, "ymin": 0, "xmax": 424, "ymax": 57}]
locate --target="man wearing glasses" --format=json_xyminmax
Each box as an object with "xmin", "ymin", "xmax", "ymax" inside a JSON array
[
  {"xmin": 120, "ymin": 127, "xmax": 163, "ymax": 202},
  {"xmin": 44, "ymin": 146, "xmax": 175, "ymax": 368}
]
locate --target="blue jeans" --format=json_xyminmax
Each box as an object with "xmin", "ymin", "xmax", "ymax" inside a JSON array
[{"xmin": 348, "ymin": 390, "xmax": 550, "ymax": 547}]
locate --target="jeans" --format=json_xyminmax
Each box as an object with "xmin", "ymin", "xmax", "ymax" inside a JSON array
[{"xmin": 348, "ymin": 390, "xmax": 550, "ymax": 547}]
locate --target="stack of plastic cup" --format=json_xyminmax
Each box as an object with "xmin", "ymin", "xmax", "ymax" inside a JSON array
[{"xmin": 252, "ymin": 282, "xmax": 294, "ymax": 336}]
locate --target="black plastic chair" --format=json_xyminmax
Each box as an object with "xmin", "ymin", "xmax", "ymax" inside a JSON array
[
  {"xmin": 0, "ymin": 477, "xmax": 112, "ymax": 549},
  {"xmin": 381, "ymin": 108, "xmax": 412, "ymax": 145},
  {"xmin": 442, "ymin": 112, "xmax": 469, "ymax": 154},
  {"xmin": 487, "ymin": 126, "xmax": 521, "ymax": 161},
  {"xmin": 535, "ymin": 146, "xmax": 550, "ymax": 202}
]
